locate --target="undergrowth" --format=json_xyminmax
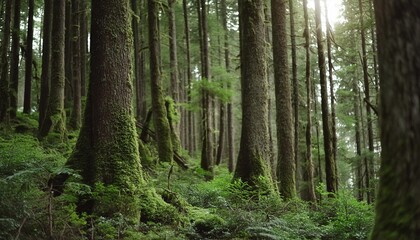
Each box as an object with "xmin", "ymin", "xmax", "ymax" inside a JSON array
[{"xmin": 0, "ymin": 116, "xmax": 374, "ymax": 239}]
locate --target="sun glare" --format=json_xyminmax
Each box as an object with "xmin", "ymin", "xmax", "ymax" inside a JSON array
[{"xmin": 308, "ymin": 0, "xmax": 344, "ymax": 26}]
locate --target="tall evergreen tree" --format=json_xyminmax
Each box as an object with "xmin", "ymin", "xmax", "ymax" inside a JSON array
[
  {"xmin": 271, "ymin": 0, "xmax": 296, "ymax": 199},
  {"xmin": 38, "ymin": 0, "xmax": 66, "ymax": 140},
  {"xmin": 234, "ymin": 0, "xmax": 275, "ymax": 192},
  {"xmin": 301, "ymin": 0, "xmax": 316, "ymax": 202},
  {"xmin": 0, "ymin": 0, "xmax": 12, "ymax": 122},
  {"xmin": 371, "ymin": 0, "xmax": 420, "ymax": 238},
  {"xmin": 148, "ymin": 0, "xmax": 173, "ymax": 163},
  {"xmin": 38, "ymin": 0, "xmax": 53, "ymax": 130},
  {"xmin": 9, "ymin": 0, "xmax": 21, "ymax": 119},
  {"xmin": 23, "ymin": 0, "xmax": 35, "ymax": 114},
  {"xmin": 314, "ymin": 0, "xmax": 337, "ymax": 194},
  {"xmin": 66, "ymin": 0, "xmax": 152, "ymax": 221}
]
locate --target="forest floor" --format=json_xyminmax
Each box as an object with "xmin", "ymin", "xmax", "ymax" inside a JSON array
[{"xmin": 0, "ymin": 113, "xmax": 374, "ymax": 239}]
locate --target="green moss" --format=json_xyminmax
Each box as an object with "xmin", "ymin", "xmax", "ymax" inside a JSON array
[
  {"xmin": 188, "ymin": 207, "xmax": 227, "ymax": 234},
  {"xmin": 138, "ymin": 188, "xmax": 180, "ymax": 224}
]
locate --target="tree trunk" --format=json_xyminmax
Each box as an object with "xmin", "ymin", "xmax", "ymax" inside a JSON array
[
  {"xmin": 70, "ymin": 0, "xmax": 81, "ymax": 130},
  {"xmin": 38, "ymin": 0, "xmax": 53, "ymax": 131},
  {"xmin": 9, "ymin": 0, "xmax": 21, "ymax": 119},
  {"xmin": 148, "ymin": 0, "xmax": 173, "ymax": 163},
  {"xmin": 23, "ymin": 0, "xmax": 34, "ymax": 114},
  {"xmin": 182, "ymin": 0, "xmax": 193, "ymax": 154},
  {"xmin": 271, "ymin": 0, "xmax": 296, "ymax": 199},
  {"xmin": 301, "ymin": 0, "xmax": 316, "ymax": 202},
  {"xmin": 353, "ymin": 80, "xmax": 363, "ymax": 201},
  {"xmin": 371, "ymin": 1, "xmax": 420, "ymax": 238},
  {"xmin": 358, "ymin": 0, "xmax": 375, "ymax": 204},
  {"xmin": 0, "ymin": 0, "xmax": 12, "ymax": 122},
  {"xmin": 38, "ymin": 0, "xmax": 66, "ymax": 141},
  {"xmin": 64, "ymin": 0, "xmax": 73, "ymax": 108},
  {"xmin": 132, "ymin": 0, "xmax": 147, "ymax": 121},
  {"xmin": 199, "ymin": 0, "xmax": 213, "ymax": 174},
  {"xmin": 325, "ymin": 2, "xmax": 338, "ymax": 189},
  {"xmin": 66, "ymin": 0, "xmax": 146, "ymax": 221},
  {"xmin": 314, "ymin": 0, "xmax": 337, "ymax": 194},
  {"xmin": 168, "ymin": 0, "xmax": 179, "ymax": 112},
  {"xmin": 79, "ymin": 0, "xmax": 87, "ymax": 97},
  {"xmin": 234, "ymin": 0, "xmax": 275, "ymax": 192},
  {"xmin": 289, "ymin": 0, "xmax": 300, "ymax": 193}
]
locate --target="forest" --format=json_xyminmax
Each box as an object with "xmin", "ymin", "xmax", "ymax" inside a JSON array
[{"xmin": 0, "ymin": 0, "xmax": 418, "ymax": 239}]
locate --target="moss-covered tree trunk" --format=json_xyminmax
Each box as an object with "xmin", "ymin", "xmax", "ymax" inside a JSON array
[
  {"xmin": 67, "ymin": 0, "xmax": 145, "ymax": 220},
  {"xmin": 38, "ymin": 0, "xmax": 53, "ymax": 130},
  {"xmin": 38, "ymin": 0, "xmax": 66, "ymax": 141},
  {"xmin": 271, "ymin": 0, "xmax": 296, "ymax": 199},
  {"xmin": 148, "ymin": 0, "xmax": 173, "ymax": 163},
  {"xmin": 234, "ymin": 0, "xmax": 275, "ymax": 192},
  {"xmin": 0, "ymin": 0, "xmax": 12, "ymax": 123},
  {"xmin": 371, "ymin": 1, "xmax": 420, "ymax": 238}
]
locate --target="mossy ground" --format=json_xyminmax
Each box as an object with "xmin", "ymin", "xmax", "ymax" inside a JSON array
[{"xmin": 0, "ymin": 115, "xmax": 375, "ymax": 239}]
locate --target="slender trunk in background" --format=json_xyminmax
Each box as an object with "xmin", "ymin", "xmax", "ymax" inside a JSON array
[
  {"xmin": 314, "ymin": 0, "xmax": 337, "ymax": 194},
  {"xmin": 324, "ymin": 2, "xmax": 338, "ymax": 189},
  {"xmin": 132, "ymin": 0, "xmax": 144, "ymax": 120},
  {"xmin": 199, "ymin": 0, "xmax": 213, "ymax": 175},
  {"xmin": 38, "ymin": 0, "xmax": 66, "ymax": 141},
  {"xmin": 9, "ymin": 0, "xmax": 21, "ymax": 119},
  {"xmin": 353, "ymin": 80, "xmax": 363, "ymax": 201},
  {"xmin": 168, "ymin": 0, "xmax": 179, "ymax": 115},
  {"xmin": 64, "ymin": 1, "xmax": 73, "ymax": 108},
  {"xmin": 301, "ymin": 0, "xmax": 316, "ymax": 202},
  {"xmin": 0, "ymin": 0, "xmax": 13, "ymax": 122},
  {"xmin": 264, "ymin": 3, "xmax": 276, "ymax": 179},
  {"xmin": 289, "ymin": 0, "xmax": 300, "ymax": 192},
  {"xmin": 70, "ymin": 0, "xmax": 81, "ymax": 130},
  {"xmin": 148, "ymin": 0, "xmax": 173, "ymax": 163},
  {"xmin": 371, "ymin": 1, "xmax": 420, "ymax": 238},
  {"xmin": 368, "ymin": 1, "xmax": 379, "ymax": 105},
  {"xmin": 216, "ymin": 0, "xmax": 230, "ymax": 166},
  {"xmin": 23, "ymin": 0, "xmax": 35, "ymax": 114},
  {"xmin": 182, "ymin": 0, "xmax": 194, "ymax": 154},
  {"xmin": 313, "ymin": 76, "xmax": 322, "ymax": 186},
  {"xmin": 39, "ymin": 0, "xmax": 53, "ymax": 131},
  {"xmin": 80, "ymin": 0, "xmax": 87, "ymax": 97},
  {"xmin": 272, "ymin": 0, "xmax": 296, "ymax": 199},
  {"xmin": 358, "ymin": 0, "xmax": 374, "ymax": 204}
]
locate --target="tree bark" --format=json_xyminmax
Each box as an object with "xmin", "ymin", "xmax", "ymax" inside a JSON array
[
  {"xmin": 358, "ymin": 0, "xmax": 375, "ymax": 204},
  {"xmin": 0, "ymin": 0, "xmax": 13, "ymax": 122},
  {"xmin": 289, "ymin": 0, "xmax": 299, "ymax": 193},
  {"xmin": 234, "ymin": 0, "xmax": 275, "ymax": 192},
  {"xmin": 325, "ymin": 2, "xmax": 338, "ymax": 189},
  {"xmin": 9, "ymin": 0, "xmax": 21, "ymax": 119},
  {"xmin": 272, "ymin": 0, "xmax": 296, "ymax": 199},
  {"xmin": 66, "ymin": 0, "xmax": 146, "ymax": 221},
  {"xmin": 64, "ymin": 0, "xmax": 73, "ymax": 108},
  {"xmin": 314, "ymin": 0, "xmax": 337, "ymax": 194},
  {"xmin": 199, "ymin": 0, "xmax": 213, "ymax": 174},
  {"xmin": 301, "ymin": 0, "xmax": 316, "ymax": 202},
  {"xmin": 79, "ymin": 0, "xmax": 87, "ymax": 97},
  {"xmin": 23, "ymin": 0, "xmax": 35, "ymax": 114},
  {"xmin": 70, "ymin": 0, "xmax": 81, "ymax": 130},
  {"xmin": 371, "ymin": 1, "xmax": 420, "ymax": 238},
  {"xmin": 148, "ymin": 0, "xmax": 173, "ymax": 163},
  {"xmin": 38, "ymin": 0, "xmax": 66, "ymax": 141}
]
